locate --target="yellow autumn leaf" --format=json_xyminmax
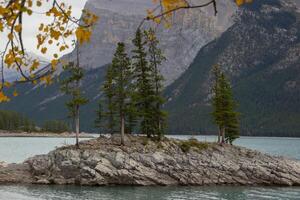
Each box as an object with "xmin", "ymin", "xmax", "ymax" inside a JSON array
[
  {"xmin": 41, "ymin": 47, "xmax": 47, "ymax": 54},
  {"xmin": 14, "ymin": 24, "xmax": 22, "ymax": 33},
  {"xmin": 7, "ymin": 33, "xmax": 13, "ymax": 40},
  {"xmin": 0, "ymin": 92, "xmax": 10, "ymax": 103},
  {"xmin": 4, "ymin": 82, "xmax": 11, "ymax": 88},
  {"xmin": 13, "ymin": 90, "xmax": 18, "ymax": 97},
  {"xmin": 0, "ymin": 22, "xmax": 3, "ymax": 32},
  {"xmin": 0, "ymin": 6, "xmax": 9, "ymax": 16},
  {"xmin": 30, "ymin": 60, "xmax": 40, "ymax": 72},
  {"xmin": 75, "ymin": 27, "xmax": 92, "ymax": 45},
  {"xmin": 51, "ymin": 59, "xmax": 59, "ymax": 70},
  {"xmin": 236, "ymin": 0, "xmax": 253, "ymax": 6},
  {"xmin": 36, "ymin": 1, "xmax": 42, "ymax": 7}
]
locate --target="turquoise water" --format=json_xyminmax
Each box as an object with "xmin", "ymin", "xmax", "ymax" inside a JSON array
[
  {"xmin": 0, "ymin": 136, "xmax": 299, "ymax": 199},
  {"xmin": 0, "ymin": 185, "xmax": 300, "ymax": 200},
  {"xmin": 0, "ymin": 137, "xmax": 92, "ymax": 163}
]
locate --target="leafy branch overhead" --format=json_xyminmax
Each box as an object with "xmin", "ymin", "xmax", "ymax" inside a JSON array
[
  {"xmin": 0, "ymin": 0, "xmax": 98, "ymax": 101},
  {"xmin": 144, "ymin": 0, "xmax": 253, "ymax": 25}
]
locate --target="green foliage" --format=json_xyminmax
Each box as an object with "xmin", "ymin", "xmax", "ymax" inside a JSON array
[
  {"xmin": 145, "ymin": 28, "xmax": 167, "ymax": 139},
  {"xmin": 132, "ymin": 29, "xmax": 155, "ymax": 137},
  {"xmin": 94, "ymin": 101, "xmax": 104, "ymax": 135},
  {"xmin": 101, "ymin": 42, "xmax": 132, "ymax": 135},
  {"xmin": 211, "ymin": 65, "xmax": 240, "ymax": 144},
  {"xmin": 130, "ymin": 29, "xmax": 168, "ymax": 139},
  {"xmin": 0, "ymin": 110, "xmax": 35, "ymax": 132},
  {"xmin": 99, "ymin": 30, "xmax": 167, "ymax": 140},
  {"xmin": 60, "ymin": 62, "xmax": 88, "ymax": 131},
  {"xmin": 42, "ymin": 120, "xmax": 69, "ymax": 133},
  {"xmin": 179, "ymin": 138, "xmax": 209, "ymax": 153},
  {"xmin": 102, "ymin": 64, "xmax": 118, "ymax": 134}
]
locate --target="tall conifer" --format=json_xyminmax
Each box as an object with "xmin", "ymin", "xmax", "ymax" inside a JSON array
[
  {"xmin": 212, "ymin": 65, "xmax": 240, "ymax": 144},
  {"xmin": 132, "ymin": 29, "xmax": 155, "ymax": 137},
  {"xmin": 102, "ymin": 42, "xmax": 131, "ymax": 145},
  {"xmin": 60, "ymin": 61, "xmax": 88, "ymax": 147},
  {"xmin": 145, "ymin": 28, "xmax": 167, "ymax": 139}
]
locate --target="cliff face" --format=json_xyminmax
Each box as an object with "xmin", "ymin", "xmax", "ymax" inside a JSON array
[
  {"xmin": 64, "ymin": 0, "xmax": 237, "ymax": 85},
  {"xmin": 164, "ymin": 0, "xmax": 300, "ymax": 135},
  {"xmin": 1, "ymin": 136, "xmax": 300, "ymax": 186}
]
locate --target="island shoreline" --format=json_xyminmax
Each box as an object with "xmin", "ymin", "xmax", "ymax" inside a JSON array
[{"xmin": 1, "ymin": 135, "xmax": 300, "ymax": 187}]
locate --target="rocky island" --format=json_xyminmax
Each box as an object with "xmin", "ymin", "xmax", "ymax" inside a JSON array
[{"xmin": 0, "ymin": 135, "xmax": 299, "ymax": 186}]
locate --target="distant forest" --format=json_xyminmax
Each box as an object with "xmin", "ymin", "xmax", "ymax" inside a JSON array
[{"xmin": 0, "ymin": 110, "xmax": 68, "ymax": 133}]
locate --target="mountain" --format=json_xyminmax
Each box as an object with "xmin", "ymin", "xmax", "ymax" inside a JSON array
[
  {"xmin": 1, "ymin": 67, "xmax": 107, "ymax": 131},
  {"xmin": 2, "ymin": 52, "xmax": 49, "ymax": 82},
  {"xmin": 63, "ymin": 0, "xmax": 237, "ymax": 85},
  {"xmin": 164, "ymin": 0, "xmax": 300, "ymax": 136},
  {"xmin": 1, "ymin": 0, "xmax": 299, "ymax": 136}
]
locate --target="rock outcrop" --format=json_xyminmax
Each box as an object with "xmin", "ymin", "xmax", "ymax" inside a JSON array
[
  {"xmin": 64, "ymin": 0, "xmax": 237, "ymax": 85},
  {"xmin": 1, "ymin": 135, "xmax": 299, "ymax": 186}
]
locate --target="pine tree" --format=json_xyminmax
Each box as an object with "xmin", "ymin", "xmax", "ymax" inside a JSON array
[
  {"xmin": 111, "ymin": 42, "xmax": 132, "ymax": 145},
  {"xmin": 60, "ymin": 61, "xmax": 88, "ymax": 147},
  {"xmin": 220, "ymin": 74, "xmax": 240, "ymax": 144},
  {"xmin": 94, "ymin": 101, "xmax": 104, "ymax": 136},
  {"xmin": 145, "ymin": 28, "xmax": 167, "ymax": 139},
  {"xmin": 102, "ymin": 42, "xmax": 132, "ymax": 145},
  {"xmin": 102, "ymin": 64, "xmax": 117, "ymax": 134},
  {"xmin": 211, "ymin": 65, "xmax": 240, "ymax": 144},
  {"xmin": 212, "ymin": 65, "xmax": 222, "ymax": 143},
  {"xmin": 132, "ymin": 29, "xmax": 155, "ymax": 138}
]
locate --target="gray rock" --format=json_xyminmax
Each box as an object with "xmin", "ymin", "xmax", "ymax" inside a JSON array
[
  {"xmin": 62, "ymin": 0, "xmax": 237, "ymax": 86},
  {"xmin": 1, "ymin": 137, "xmax": 300, "ymax": 186}
]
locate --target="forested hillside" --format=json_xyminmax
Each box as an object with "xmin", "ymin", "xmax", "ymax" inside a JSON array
[{"xmin": 164, "ymin": 0, "xmax": 300, "ymax": 136}]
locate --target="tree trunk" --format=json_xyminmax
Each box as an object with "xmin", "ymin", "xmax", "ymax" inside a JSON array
[
  {"xmin": 121, "ymin": 113, "xmax": 125, "ymax": 145},
  {"xmin": 221, "ymin": 127, "xmax": 225, "ymax": 144},
  {"xmin": 75, "ymin": 106, "xmax": 80, "ymax": 148}
]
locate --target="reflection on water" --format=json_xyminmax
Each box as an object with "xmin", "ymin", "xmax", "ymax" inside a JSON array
[
  {"xmin": 0, "ymin": 136, "xmax": 300, "ymax": 200},
  {"xmin": 0, "ymin": 185, "xmax": 300, "ymax": 200}
]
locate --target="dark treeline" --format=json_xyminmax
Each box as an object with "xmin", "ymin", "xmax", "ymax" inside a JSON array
[
  {"xmin": 0, "ymin": 110, "xmax": 69, "ymax": 133},
  {"xmin": 42, "ymin": 120, "xmax": 69, "ymax": 133},
  {"xmin": 0, "ymin": 110, "xmax": 35, "ymax": 132}
]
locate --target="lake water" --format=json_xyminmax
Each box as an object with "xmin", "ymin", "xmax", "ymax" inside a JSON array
[{"xmin": 0, "ymin": 136, "xmax": 299, "ymax": 200}]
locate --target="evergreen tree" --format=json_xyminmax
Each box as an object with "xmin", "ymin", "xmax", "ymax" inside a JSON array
[
  {"xmin": 212, "ymin": 65, "xmax": 222, "ymax": 143},
  {"xmin": 132, "ymin": 29, "xmax": 156, "ymax": 138},
  {"xmin": 102, "ymin": 42, "xmax": 132, "ymax": 145},
  {"xmin": 102, "ymin": 64, "xmax": 117, "ymax": 134},
  {"xmin": 0, "ymin": 110, "xmax": 35, "ymax": 132},
  {"xmin": 211, "ymin": 65, "xmax": 240, "ymax": 144},
  {"xmin": 112, "ymin": 42, "xmax": 132, "ymax": 145},
  {"xmin": 94, "ymin": 101, "xmax": 104, "ymax": 136},
  {"xmin": 60, "ymin": 61, "xmax": 88, "ymax": 147},
  {"xmin": 42, "ymin": 120, "xmax": 69, "ymax": 133},
  {"xmin": 145, "ymin": 28, "xmax": 167, "ymax": 139}
]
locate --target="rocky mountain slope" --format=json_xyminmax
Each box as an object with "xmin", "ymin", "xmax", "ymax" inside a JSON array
[
  {"xmin": 1, "ymin": 0, "xmax": 299, "ymax": 136},
  {"xmin": 1, "ymin": 135, "xmax": 300, "ymax": 186},
  {"xmin": 63, "ymin": 0, "xmax": 237, "ymax": 85},
  {"xmin": 164, "ymin": 0, "xmax": 300, "ymax": 136}
]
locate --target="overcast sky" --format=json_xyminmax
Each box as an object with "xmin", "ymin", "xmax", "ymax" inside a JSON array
[{"xmin": 0, "ymin": 0, "xmax": 88, "ymax": 60}]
